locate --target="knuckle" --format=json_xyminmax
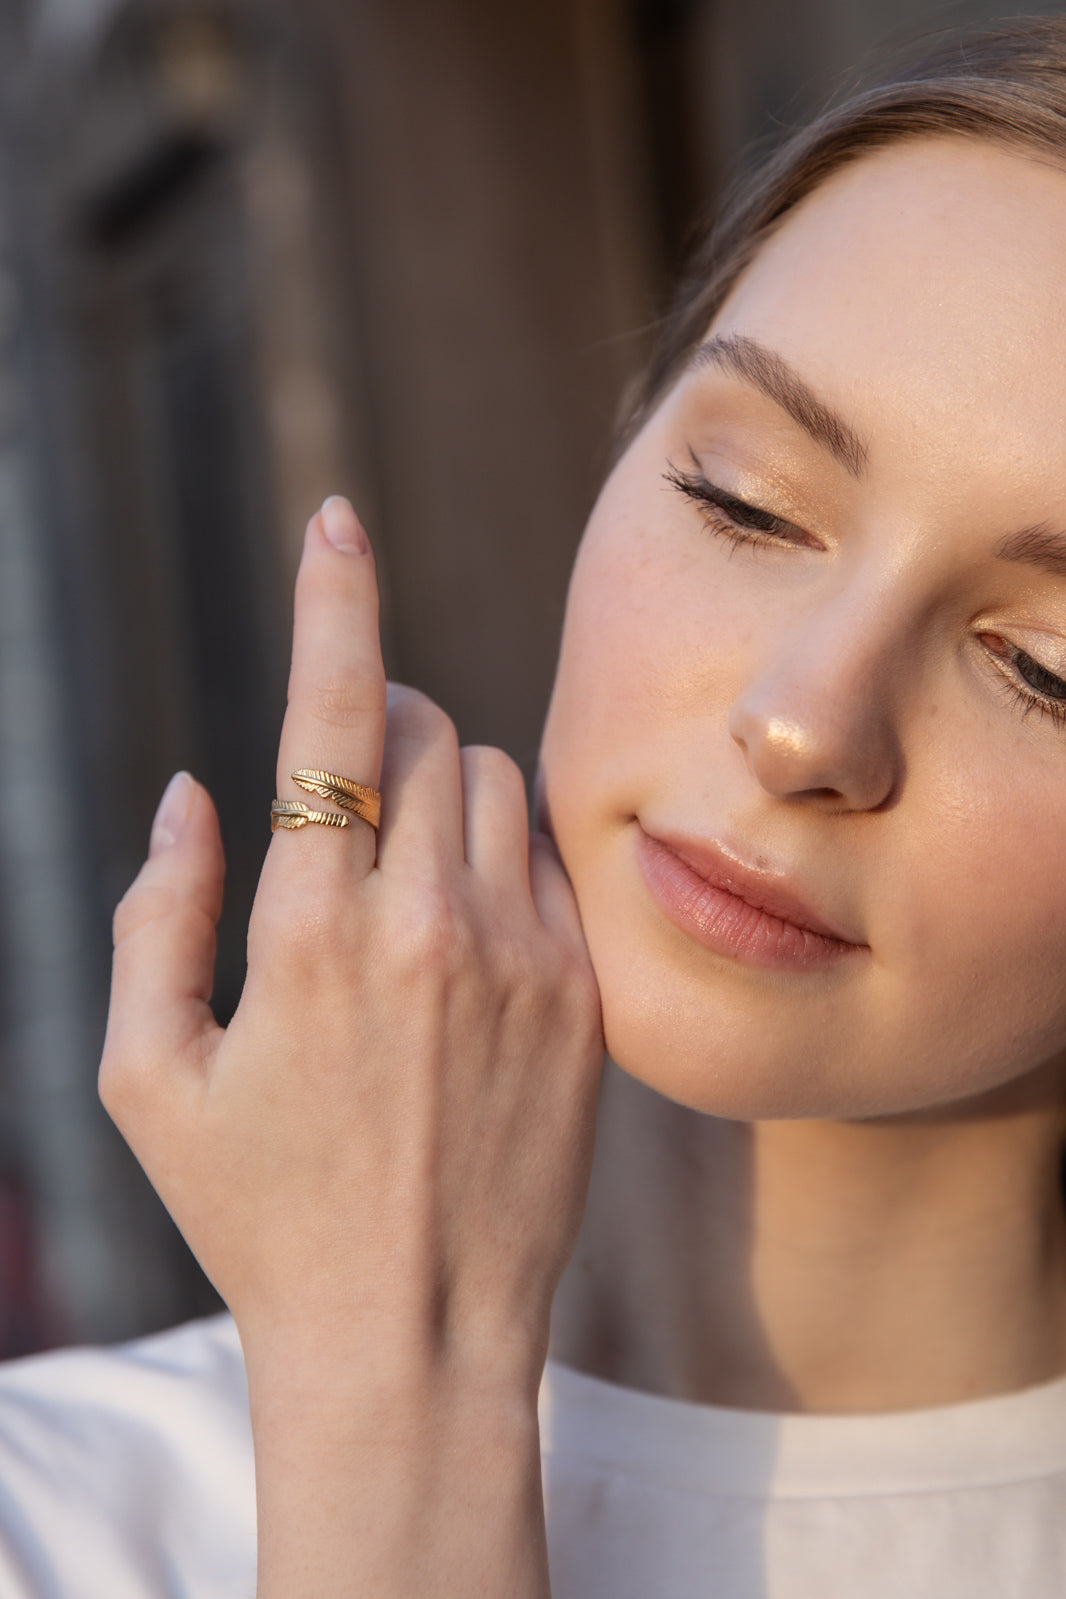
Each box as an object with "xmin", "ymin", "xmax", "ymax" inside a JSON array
[
  {"xmin": 112, "ymin": 879, "xmax": 176, "ymax": 946},
  {"xmin": 531, "ymin": 931, "xmax": 599, "ymax": 1017},
  {"xmin": 461, "ymin": 744, "xmax": 526, "ymax": 795},
  {"xmin": 97, "ymin": 1051, "xmax": 130, "ymax": 1121},
  {"xmin": 249, "ymin": 886, "xmax": 348, "ymax": 973},
  {"xmin": 388, "ymin": 880, "xmax": 474, "ymax": 972},
  {"xmin": 98, "ymin": 1039, "xmax": 151, "ymax": 1130},
  {"xmin": 489, "ymin": 929, "xmax": 535, "ymax": 998},
  {"xmin": 289, "ymin": 670, "xmax": 385, "ymax": 733},
  {"xmin": 386, "ymin": 684, "xmax": 458, "ymax": 748}
]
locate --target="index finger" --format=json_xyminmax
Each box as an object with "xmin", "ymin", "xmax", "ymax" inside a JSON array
[{"xmin": 274, "ymin": 497, "xmax": 387, "ymax": 881}]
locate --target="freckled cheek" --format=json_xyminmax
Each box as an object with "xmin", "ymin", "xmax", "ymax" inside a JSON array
[
  {"xmin": 542, "ymin": 560, "xmax": 682, "ymax": 851},
  {"xmin": 559, "ymin": 534, "xmax": 755, "ymax": 725}
]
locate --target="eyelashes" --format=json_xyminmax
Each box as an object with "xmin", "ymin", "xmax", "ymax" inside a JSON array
[
  {"xmin": 665, "ymin": 456, "xmax": 1066, "ymax": 736},
  {"xmin": 996, "ymin": 680, "xmax": 1066, "ymax": 732},
  {"xmin": 983, "ymin": 637, "xmax": 1066, "ymax": 732},
  {"xmin": 664, "ymin": 462, "xmax": 804, "ymax": 552}
]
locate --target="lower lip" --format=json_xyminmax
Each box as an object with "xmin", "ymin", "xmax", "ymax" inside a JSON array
[{"xmin": 636, "ymin": 832, "xmax": 863, "ymax": 971}]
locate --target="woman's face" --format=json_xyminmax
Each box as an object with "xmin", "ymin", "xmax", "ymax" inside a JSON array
[{"xmin": 539, "ymin": 136, "xmax": 1066, "ymax": 1120}]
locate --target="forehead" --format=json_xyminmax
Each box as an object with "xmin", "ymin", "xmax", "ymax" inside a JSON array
[{"xmin": 712, "ymin": 137, "xmax": 1066, "ymax": 475}]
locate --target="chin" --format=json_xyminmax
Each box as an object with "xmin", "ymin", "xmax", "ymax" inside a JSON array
[
  {"xmin": 596, "ymin": 991, "xmax": 1053, "ymax": 1125},
  {"xmin": 603, "ymin": 1031, "xmax": 833, "ymax": 1121}
]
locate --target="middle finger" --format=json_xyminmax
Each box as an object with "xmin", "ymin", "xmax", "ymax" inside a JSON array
[{"xmin": 375, "ymin": 684, "xmax": 466, "ymax": 871}]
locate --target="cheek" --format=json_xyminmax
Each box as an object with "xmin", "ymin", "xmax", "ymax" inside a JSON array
[
  {"xmin": 543, "ymin": 518, "xmax": 744, "ymax": 775},
  {"xmin": 905, "ymin": 768, "xmax": 1066, "ymax": 1051},
  {"xmin": 541, "ymin": 538, "xmax": 651, "ymax": 789},
  {"xmin": 830, "ymin": 741, "xmax": 1066, "ymax": 1115},
  {"xmin": 541, "ymin": 559, "xmax": 687, "ymax": 864}
]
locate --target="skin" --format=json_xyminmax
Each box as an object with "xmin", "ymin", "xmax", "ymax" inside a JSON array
[
  {"xmin": 102, "ymin": 503, "xmax": 603, "ymax": 1597},
  {"xmin": 545, "ymin": 135, "xmax": 1066, "ymax": 1411},
  {"xmin": 541, "ymin": 134, "xmax": 1066, "ymax": 1123},
  {"xmin": 99, "ymin": 137, "xmax": 1066, "ymax": 1590}
]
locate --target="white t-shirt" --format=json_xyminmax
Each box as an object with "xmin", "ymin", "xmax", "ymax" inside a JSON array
[
  {"xmin": 0, "ymin": 1314, "xmax": 1064, "ymax": 1597},
  {"xmin": 0, "ymin": 1316, "xmax": 254, "ymax": 1598},
  {"xmin": 540, "ymin": 1359, "xmax": 1066, "ymax": 1599}
]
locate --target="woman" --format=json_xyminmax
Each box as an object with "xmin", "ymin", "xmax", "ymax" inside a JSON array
[{"xmin": 7, "ymin": 16, "xmax": 1066, "ymax": 1598}]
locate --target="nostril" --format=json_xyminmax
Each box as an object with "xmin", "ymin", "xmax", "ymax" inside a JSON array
[{"xmin": 729, "ymin": 688, "xmax": 901, "ymax": 811}]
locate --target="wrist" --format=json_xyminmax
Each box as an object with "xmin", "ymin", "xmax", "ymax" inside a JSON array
[
  {"xmin": 238, "ymin": 1296, "xmax": 550, "ymax": 1410},
  {"xmin": 248, "ymin": 1338, "xmax": 550, "ymax": 1599}
]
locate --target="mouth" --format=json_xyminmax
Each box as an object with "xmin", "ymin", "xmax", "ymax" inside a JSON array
[{"xmin": 636, "ymin": 827, "xmax": 867, "ymax": 970}]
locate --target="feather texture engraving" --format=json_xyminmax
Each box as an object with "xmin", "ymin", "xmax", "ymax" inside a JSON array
[
  {"xmin": 291, "ymin": 769, "xmax": 381, "ymax": 828},
  {"xmin": 270, "ymin": 798, "xmax": 351, "ymax": 832}
]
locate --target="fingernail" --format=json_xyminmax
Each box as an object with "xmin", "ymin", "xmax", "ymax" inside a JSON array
[
  {"xmin": 150, "ymin": 771, "xmax": 194, "ymax": 855},
  {"xmin": 320, "ymin": 495, "xmax": 368, "ymax": 554}
]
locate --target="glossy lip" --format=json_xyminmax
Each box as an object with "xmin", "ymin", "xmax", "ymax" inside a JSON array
[{"xmin": 636, "ymin": 826, "xmax": 867, "ymax": 969}]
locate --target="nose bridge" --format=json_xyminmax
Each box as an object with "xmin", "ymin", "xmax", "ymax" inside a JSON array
[{"xmin": 729, "ymin": 566, "xmax": 909, "ymax": 808}]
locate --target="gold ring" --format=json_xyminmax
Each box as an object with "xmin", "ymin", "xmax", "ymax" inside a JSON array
[
  {"xmin": 292, "ymin": 769, "xmax": 381, "ymax": 830},
  {"xmin": 271, "ymin": 799, "xmax": 350, "ymax": 832}
]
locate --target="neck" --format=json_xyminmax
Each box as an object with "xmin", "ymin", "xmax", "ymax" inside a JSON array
[{"xmin": 550, "ymin": 1061, "xmax": 1066, "ymax": 1413}]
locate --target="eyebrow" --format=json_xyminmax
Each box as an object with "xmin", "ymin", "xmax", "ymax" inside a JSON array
[
  {"xmin": 995, "ymin": 524, "xmax": 1066, "ymax": 579},
  {"xmin": 689, "ymin": 333, "xmax": 869, "ymax": 477},
  {"xmin": 689, "ymin": 334, "xmax": 1066, "ymax": 576}
]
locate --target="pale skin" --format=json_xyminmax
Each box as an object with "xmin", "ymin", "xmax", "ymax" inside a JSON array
[
  {"xmin": 102, "ymin": 502, "xmax": 604, "ymax": 1596},
  {"xmin": 102, "ymin": 135, "xmax": 1066, "ymax": 1591},
  {"xmin": 544, "ymin": 135, "xmax": 1066, "ymax": 1414}
]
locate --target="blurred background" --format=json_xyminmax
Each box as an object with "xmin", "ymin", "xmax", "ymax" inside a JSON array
[{"xmin": 0, "ymin": 0, "xmax": 1061, "ymax": 1355}]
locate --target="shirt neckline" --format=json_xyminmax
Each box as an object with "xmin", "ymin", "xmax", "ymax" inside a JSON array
[{"xmin": 540, "ymin": 1358, "xmax": 1066, "ymax": 1499}]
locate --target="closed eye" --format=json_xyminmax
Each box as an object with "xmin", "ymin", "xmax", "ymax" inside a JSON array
[
  {"xmin": 664, "ymin": 458, "xmax": 819, "ymax": 552},
  {"xmin": 981, "ymin": 633, "xmax": 1066, "ymax": 733}
]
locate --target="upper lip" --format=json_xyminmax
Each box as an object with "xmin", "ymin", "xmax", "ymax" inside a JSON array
[{"xmin": 643, "ymin": 827, "xmax": 865, "ymax": 946}]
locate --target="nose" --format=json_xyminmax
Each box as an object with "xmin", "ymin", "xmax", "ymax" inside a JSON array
[{"xmin": 728, "ymin": 599, "xmax": 904, "ymax": 811}]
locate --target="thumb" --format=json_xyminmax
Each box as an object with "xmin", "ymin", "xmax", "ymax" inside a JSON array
[{"xmin": 100, "ymin": 772, "xmax": 226, "ymax": 1130}]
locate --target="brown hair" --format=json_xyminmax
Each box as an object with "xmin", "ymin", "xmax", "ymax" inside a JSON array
[{"xmin": 624, "ymin": 16, "xmax": 1066, "ymax": 446}]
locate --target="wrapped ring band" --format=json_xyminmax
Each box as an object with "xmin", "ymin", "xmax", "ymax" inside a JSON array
[
  {"xmin": 271, "ymin": 799, "xmax": 350, "ymax": 832},
  {"xmin": 270, "ymin": 768, "xmax": 382, "ymax": 834},
  {"xmin": 292, "ymin": 769, "xmax": 381, "ymax": 830}
]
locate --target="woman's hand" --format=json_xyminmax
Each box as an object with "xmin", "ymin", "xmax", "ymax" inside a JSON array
[{"xmin": 99, "ymin": 496, "xmax": 603, "ymax": 1596}]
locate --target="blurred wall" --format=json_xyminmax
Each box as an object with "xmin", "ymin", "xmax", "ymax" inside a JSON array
[{"xmin": 0, "ymin": 0, "xmax": 1062, "ymax": 1349}]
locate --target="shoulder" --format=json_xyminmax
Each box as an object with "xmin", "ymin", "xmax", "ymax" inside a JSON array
[{"xmin": 0, "ymin": 1315, "xmax": 255, "ymax": 1599}]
